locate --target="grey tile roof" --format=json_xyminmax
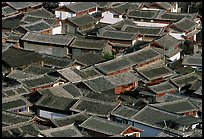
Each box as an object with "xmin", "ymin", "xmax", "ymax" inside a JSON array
[
  {"xmin": 40, "ymin": 124, "xmax": 84, "ymax": 137},
  {"xmin": 6, "ymin": 70, "xmax": 36, "ymax": 80},
  {"xmin": 25, "ymin": 7, "xmax": 55, "ymax": 18},
  {"xmin": 2, "ymin": 85, "xmax": 32, "ymax": 99},
  {"xmin": 137, "ymin": 64, "xmax": 174, "ymax": 81},
  {"xmin": 81, "ymin": 66, "xmax": 102, "ymax": 79},
  {"xmin": 75, "ymin": 52, "xmax": 104, "ymax": 67},
  {"xmin": 64, "ymin": 2, "xmax": 96, "ymax": 13},
  {"xmin": 182, "ymin": 55, "xmax": 202, "ymax": 67},
  {"xmin": 2, "ymin": 110, "xmax": 33, "ymax": 126},
  {"xmin": 21, "ymin": 31, "xmax": 75, "ymax": 46},
  {"xmin": 57, "ymin": 67, "xmax": 83, "ymax": 83},
  {"xmin": 97, "ymin": 29, "xmax": 138, "ymax": 41},
  {"xmin": 2, "ymin": 14, "xmax": 24, "ymax": 29},
  {"xmin": 111, "ymin": 18, "xmax": 136, "ymax": 30},
  {"xmin": 70, "ymin": 97, "xmax": 118, "ymax": 117},
  {"xmin": 131, "ymin": 105, "xmax": 181, "ymax": 128},
  {"xmin": 170, "ymin": 72, "xmax": 202, "ymax": 88},
  {"xmin": 22, "ymin": 65, "xmax": 56, "ymax": 75},
  {"xmin": 2, "ymin": 6, "xmax": 18, "ymax": 16},
  {"xmin": 2, "ymin": 121, "xmax": 41, "ymax": 137},
  {"xmin": 2, "ymin": 47, "xmax": 43, "ymax": 68},
  {"xmin": 157, "ymin": 12, "xmax": 197, "ymax": 22},
  {"xmin": 20, "ymin": 20, "xmax": 51, "ymax": 32},
  {"xmin": 68, "ymin": 13, "xmax": 98, "ymax": 27},
  {"xmin": 6, "ymin": 2, "xmax": 42, "ymax": 10},
  {"xmin": 2, "ymin": 96, "xmax": 32, "ymax": 111},
  {"xmin": 19, "ymin": 74, "xmax": 60, "ymax": 89},
  {"xmin": 172, "ymin": 17, "xmax": 197, "ymax": 32},
  {"xmin": 83, "ymin": 76, "xmax": 115, "ymax": 92},
  {"xmin": 150, "ymin": 98, "xmax": 199, "ymax": 114},
  {"xmin": 148, "ymin": 81, "xmax": 178, "ymax": 94},
  {"xmin": 85, "ymin": 91, "xmax": 117, "ymax": 102},
  {"xmin": 21, "ymin": 15, "xmax": 58, "ymax": 26},
  {"xmin": 70, "ymin": 37, "xmax": 108, "ymax": 50},
  {"xmin": 35, "ymin": 94, "xmax": 77, "ymax": 111},
  {"xmin": 111, "ymin": 2, "xmax": 137, "ymax": 15},
  {"xmin": 125, "ymin": 9, "xmax": 160, "ymax": 19},
  {"xmin": 95, "ymin": 57, "xmax": 133, "ymax": 75},
  {"xmin": 41, "ymin": 54, "xmax": 72, "ymax": 68},
  {"xmin": 154, "ymin": 34, "xmax": 181, "ymax": 50},
  {"xmin": 50, "ymin": 111, "xmax": 90, "ymax": 127},
  {"xmin": 79, "ymin": 116, "xmax": 130, "ymax": 136},
  {"xmin": 6, "ymin": 32, "xmax": 24, "ymax": 43},
  {"xmin": 111, "ymin": 104, "xmax": 138, "ymax": 119},
  {"xmin": 121, "ymin": 25, "xmax": 164, "ymax": 36},
  {"xmin": 125, "ymin": 46, "xmax": 162, "ymax": 66},
  {"xmin": 106, "ymin": 71, "xmax": 139, "ymax": 87},
  {"xmin": 171, "ymin": 116, "xmax": 202, "ymax": 126}
]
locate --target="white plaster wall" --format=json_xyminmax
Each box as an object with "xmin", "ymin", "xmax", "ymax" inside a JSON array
[
  {"xmin": 100, "ymin": 11, "xmax": 123, "ymax": 24},
  {"xmin": 133, "ymin": 21, "xmax": 168, "ymax": 27},
  {"xmin": 39, "ymin": 109, "xmax": 68, "ymax": 118}
]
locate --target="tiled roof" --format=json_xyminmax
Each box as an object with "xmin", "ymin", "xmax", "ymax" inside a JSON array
[
  {"xmin": 68, "ymin": 13, "xmax": 98, "ymax": 27},
  {"xmin": 35, "ymin": 94, "xmax": 77, "ymax": 111},
  {"xmin": 75, "ymin": 52, "xmax": 104, "ymax": 67},
  {"xmin": 97, "ymin": 29, "xmax": 138, "ymax": 41},
  {"xmin": 125, "ymin": 46, "xmax": 162, "ymax": 66},
  {"xmin": 131, "ymin": 105, "xmax": 181, "ymax": 128},
  {"xmin": 22, "ymin": 65, "xmax": 56, "ymax": 75},
  {"xmin": 20, "ymin": 20, "xmax": 51, "ymax": 32},
  {"xmin": 40, "ymin": 124, "xmax": 84, "ymax": 137},
  {"xmin": 50, "ymin": 111, "xmax": 90, "ymax": 127},
  {"xmin": 83, "ymin": 76, "xmax": 115, "ymax": 92},
  {"xmin": 157, "ymin": 12, "xmax": 197, "ymax": 22},
  {"xmin": 2, "ymin": 85, "xmax": 31, "ymax": 98},
  {"xmin": 2, "ymin": 96, "xmax": 32, "ymax": 111},
  {"xmin": 170, "ymin": 72, "xmax": 202, "ymax": 88},
  {"xmin": 106, "ymin": 71, "xmax": 139, "ymax": 87},
  {"xmin": 70, "ymin": 37, "xmax": 108, "ymax": 50},
  {"xmin": 2, "ymin": 14, "xmax": 23, "ymax": 29},
  {"xmin": 2, "ymin": 6, "xmax": 18, "ymax": 16},
  {"xmin": 6, "ymin": 32, "xmax": 24, "ymax": 43},
  {"xmin": 25, "ymin": 7, "xmax": 55, "ymax": 18},
  {"xmin": 21, "ymin": 15, "xmax": 58, "ymax": 26},
  {"xmin": 182, "ymin": 55, "xmax": 202, "ymax": 67},
  {"xmin": 150, "ymin": 98, "xmax": 199, "ymax": 114},
  {"xmin": 41, "ymin": 54, "xmax": 72, "ymax": 68},
  {"xmin": 57, "ymin": 67, "xmax": 83, "ymax": 83},
  {"xmin": 21, "ymin": 31, "xmax": 75, "ymax": 46},
  {"xmin": 2, "ymin": 110, "xmax": 33, "ymax": 126},
  {"xmin": 6, "ymin": 2, "xmax": 42, "ymax": 10},
  {"xmin": 148, "ymin": 81, "xmax": 178, "ymax": 94},
  {"xmin": 111, "ymin": 18, "xmax": 136, "ymax": 30},
  {"xmin": 19, "ymin": 74, "xmax": 60, "ymax": 89},
  {"xmin": 121, "ymin": 25, "xmax": 164, "ymax": 36},
  {"xmin": 2, "ymin": 121, "xmax": 41, "ymax": 137},
  {"xmin": 70, "ymin": 97, "xmax": 118, "ymax": 117},
  {"xmin": 154, "ymin": 34, "xmax": 181, "ymax": 50},
  {"xmin": 172, "ymin": 17, "xmax": 197, "ymax": 32},
  {"xmin": 64, "ymin": 2, "xmax": 96, "ymax": 13},
  {"xmin": 85, "ymin": 91, "xmax": 117, "ymax": 102},
  {"xmin": 79, "ymin": 116, "xmax": 130, "ymax": 136},
  {"xmin": 2, "ymin": 47, "xmax": 43, "ymax": 68},
  {"xmin": 6, "ymin": 70, "xmax": 36, "ymax": 80},
  {"xmin": 111, "ymin": 2, "xmax": 137, "ymax": 15},
  {"xmin": 125, "ymin": 9, "xmax": 160, "ymax": 19},
  {"xmin": 111, "ymin": 104, "xmax": 138, "ymax": 119},
  {"xmin": 137, "ymin": 65, "xmax": 174, "ymax": 81},
  {"xmin": 81, "ymin": 66, "xmax": 103, "ymax": 79},
  {"xmin": 95, "ymin": 57, "xmax": 133, "ymax": 75}
]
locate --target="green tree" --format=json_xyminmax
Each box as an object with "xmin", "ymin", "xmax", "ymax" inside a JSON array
[{"xmin": 103, "ymin": 52, "xmax": 114, "ymax": 61}]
